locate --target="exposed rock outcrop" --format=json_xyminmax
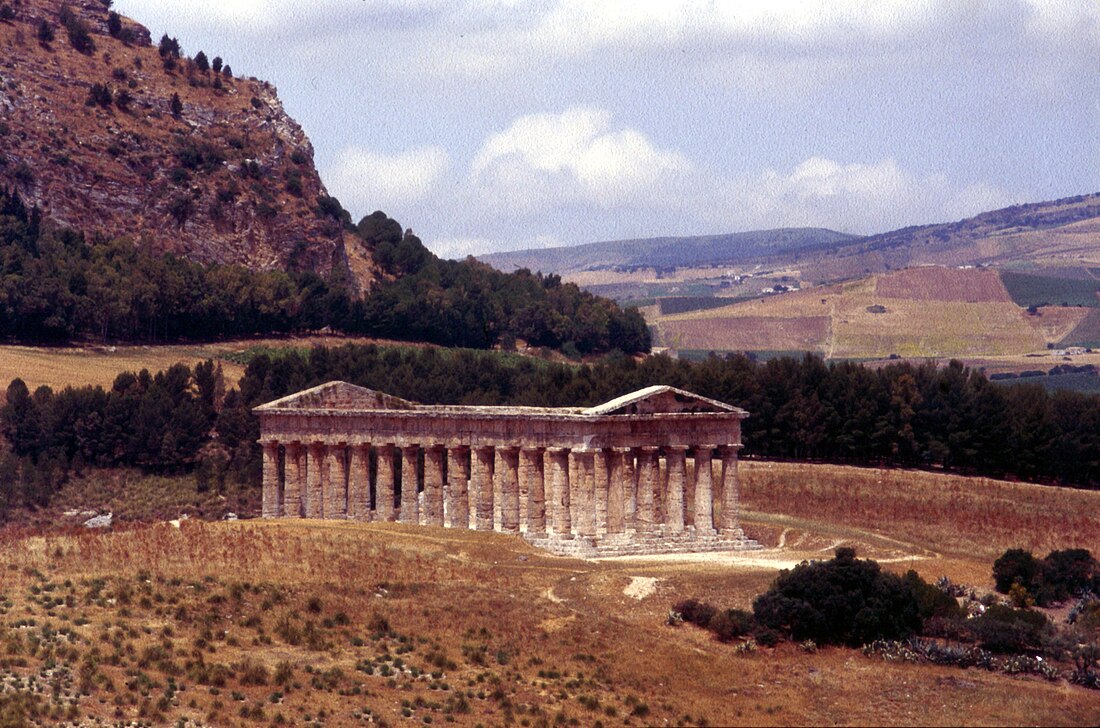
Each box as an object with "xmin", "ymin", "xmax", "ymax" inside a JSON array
[{"xmin": 0, "ymin": 0, "xmax": 377, "ymax": 290}]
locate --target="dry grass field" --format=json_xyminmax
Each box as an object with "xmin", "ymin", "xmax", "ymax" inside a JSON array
[
  {"xmin": 0, "ymin": 336, "xmax": 414, "ymax": 392},
  {"xmin": 653, "ymin": 267, "xmax": 1081, "ymax": 358},
  {"xmin": 0, "ymin": 462, "xmax": 1097, "ymax": 725}
]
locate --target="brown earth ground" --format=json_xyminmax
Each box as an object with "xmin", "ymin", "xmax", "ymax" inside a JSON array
[{"xmin": 0, "ymin": 462, "xmax": 1097, "ymax": 725}]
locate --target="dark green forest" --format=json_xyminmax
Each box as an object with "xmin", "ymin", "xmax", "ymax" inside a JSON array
[
  {"xmin": 4, "ymin": 345, "xmax": 1100, "ymax": 514},
  {"xmin": 0, "ymin": 189, "xmax": 648, "ymax": 354}
]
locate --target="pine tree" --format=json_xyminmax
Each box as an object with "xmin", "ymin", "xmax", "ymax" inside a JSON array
[{"xmin": 170, "ymin": 92, "xmax": 183, "ymax": 117}]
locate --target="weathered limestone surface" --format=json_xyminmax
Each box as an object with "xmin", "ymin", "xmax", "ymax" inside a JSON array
[{"xmin": 256, "ymin": 382, "xmax": 759, "ymax": 556}]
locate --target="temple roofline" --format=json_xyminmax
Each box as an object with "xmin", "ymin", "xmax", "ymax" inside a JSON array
[{"xmin": 254, "ymin": 381, "xmax": 748, "ymax": 419}]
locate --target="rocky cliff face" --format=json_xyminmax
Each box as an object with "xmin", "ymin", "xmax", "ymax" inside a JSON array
[{"xmin": 0, "ymin": 0, "xmax": 377, "ymax": 290}]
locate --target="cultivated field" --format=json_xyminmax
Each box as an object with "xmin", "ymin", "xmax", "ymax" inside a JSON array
[
  {"xmin": 654, "ymin": 267, "xmax": 1084, "ymax": 358},
  {"xmin": 0, "ymin": 462, "xmax": 1097, "ymax": 725}
]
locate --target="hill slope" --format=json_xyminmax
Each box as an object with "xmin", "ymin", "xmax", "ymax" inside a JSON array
[
  {"xmin": 479, "ymin": 227, "xmax": 856, "ymax": 275},
  {"xmin": 783, "ymin": 192, "xmax": 1100, "ymax": 283},
  {"xmin": 0, "ymin": 0, "xmax": 377, "ymax": 289},
  {"xmin": 0, "ymin": 461, "xmax": 1097, "ymax": 725}
]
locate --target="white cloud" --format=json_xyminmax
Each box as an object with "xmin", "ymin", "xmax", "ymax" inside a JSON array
[
  {"xmin": 470, "ymin": 106, "xmax": 692, "ymax": 212},
  {"xmin": 325, "ymin": 145, "xmax": 448, "ymax": 216},
  {"xmin": 713, "ymin": 157, "xmax": 1012, "ymax": 234}
]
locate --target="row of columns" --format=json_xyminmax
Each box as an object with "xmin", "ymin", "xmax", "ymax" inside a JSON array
[{"xmin": 262, "ymin": 442, "xmax": 741, "ymax": 538}]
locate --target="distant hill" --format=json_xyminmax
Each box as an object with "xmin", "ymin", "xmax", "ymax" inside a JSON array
[
  {"xmin": 0, "ymin": 0, "xmax": 378, "ymax": 290},
  {"xmin": 780, "ymin": 192, "xmax": 1100, "ymax": 283},
  {"xmin": 478, "ymin": 228, "xmax": 857, "ymax": 275},
  {"xmin": 481, "ymin": 193, "xmax": 1100, "ymax": 286}
]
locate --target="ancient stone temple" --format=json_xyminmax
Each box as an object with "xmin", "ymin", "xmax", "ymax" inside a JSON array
[{"xmin": 254, "ymin": 382, "xmax": 759, "ymax": 556}]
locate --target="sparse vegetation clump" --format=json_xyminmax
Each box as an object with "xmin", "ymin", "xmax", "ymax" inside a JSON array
[{"xmin": 993, "ymin": 547, "xmax": 1099, "ymax": 606}]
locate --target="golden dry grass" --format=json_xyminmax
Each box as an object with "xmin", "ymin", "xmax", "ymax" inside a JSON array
[
  {"xmin": 0, "ymin": 461, "xmax": 1097, "ymax": 725},
  {"xmin": 0, "ymin": 335, "xmax": 401, "ymax": 391}
]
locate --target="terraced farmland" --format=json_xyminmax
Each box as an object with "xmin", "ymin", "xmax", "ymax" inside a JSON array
[{"xmin": 653, "ymin": 266, "xmax": 1077, "ymax": 359}]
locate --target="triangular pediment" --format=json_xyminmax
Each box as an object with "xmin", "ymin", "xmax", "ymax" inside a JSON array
[
  {"xmin": 254, "ymin": 381, "xmax": 417, "ymax": 412},
  {"xmin": 583, "ymin": 385, "xmax": 747, "ymax": 416}
]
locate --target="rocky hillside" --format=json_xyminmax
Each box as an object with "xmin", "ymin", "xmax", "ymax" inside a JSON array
[{"xmin": 0, "ymin": 0, "xmax": 377, "ymax": 290}]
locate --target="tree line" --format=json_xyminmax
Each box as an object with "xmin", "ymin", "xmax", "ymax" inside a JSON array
[
  {"xmin": 3, "ymin": 345, "xmax": 1100, "ymax": 513},
  {"xmin": 227, "ymin": 344, "xmax": 1100, "ymax": 490},
  {"xmin": 0, "ymin": 189, "xmax": 648, "ymax": 355}
]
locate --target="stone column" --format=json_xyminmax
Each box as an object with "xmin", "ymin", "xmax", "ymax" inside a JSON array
[
  {"xmin": 472, "ymin": 446, "xmax": 495, "ymax": 531},
  {"xmin": 447, "ymin": 446, "xmax": 470, "ymax": 529},
  {"xmin": 324, "ymin": 444, "xmax": 347, "ymax": 519},
  {"xmin": 622, "ymin": 448, "xmax": 637, "ymax": 532},
  {"xmin": 606, "ymin": 448, "xmax": 626, "ymax": 534},
  {"xmin": 720, "ymin": 445, "xmax": 742, "ymax": 534},
  {"xmin": 261, "ymin": 441, "xmax": 281, "ymax": 518},
  {"xmin": 348, "ymin": 444, "xmax": 371, "ymax": 521},
  {"xmin": 497, "ymin": 447, "xmax": 520, "ymax": 533},
  {"xmin": 574, "ymin": 450, "xmax": 597, "ymax": 538},
  {"xmin": 547, "ymin": 447, "xmax": 572, "ymax": 537},
  {"xmin": 424, "ymin": 445, "xmax": 445, "ymax": 527},
  {"xmin": 634, "ymin": 447, "xmax": 658, "ymax": 534},
  {"xmin": 665, "ymin": 446, "xmax": 687, "ymax": 534},
  {"xmin": 693, "ymin": 445, "xmax": 716, "ymax": 534},
  {"xmin": 283, "ymin": 442, "xmax": 304, "ymax": 518},
  {"xmin": 399, "ymin": 445, "xmax": 420, "ymax": 524},
  {"xmin": 305, "ymin": 442, "xmax": 324, "ymax": 518},
  {"xmin": 520, "ymin": 448, "xmax": 546, "ymax": 536},
  {"xmin": 375, "ymin": 444, "xmax": 396, "ymax": 521},
  {"xmin": 594, "ymin": 449, "xmax": 611, "ymax": 535}
]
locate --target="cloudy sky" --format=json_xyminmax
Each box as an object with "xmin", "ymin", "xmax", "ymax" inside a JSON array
[{"xmin": 114, "ymin": 0, "xmax": 1100, "ymax": 258}]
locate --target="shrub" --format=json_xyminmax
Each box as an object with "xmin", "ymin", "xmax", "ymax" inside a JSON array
[
  {"xmin": 707, "ymin": 609, "xmax": 754, "ymax": 643},
  {"xmin": 993, "ymin": 548, "xmax": 1041, "ymax": 595},
  {"xmin": 752, "ymin": 548, "xmax": 922, "ymax": 646},
  {"xmin": 158, "ymin": 34, "xmax": 181, "ymax": 58},
  {"xmin": 107, "ymin": 11, "xmax": 121, "ymax": 37},
  {"xmin": 993, "ymin": 548, "xmax": 1099, "ymax": 606},
  {"xmin": 902, "ymin": 570, "xmax": 964, "ymax": 620},
  {"xmin": 752, "ymin": 628, "xmax": 779, "ymax": 647},
  {"xmin": 170, "ymin": 93, "xmax": 183, "ymax": 117},
  {"xmin": 0, "ymin": 5, "xmax": 15, "ymax": 22},
  {"xmin": 37, "ymin": 19, "xmax": 54, "ymax": 45},
  {"xmin": 970, "ymin": 606, "xmax": 1048, "ymax": 654},
  {"xmin": 85, "ymin": 83, "xmax": 112, "ymax": 108},
  {"xmin": 60, "ymin": 7, "xmax": 94, "ymax": 54},
  {"xmin": 671, "ymin": 599, "xmax": 716, "ymax": 629},
  {"xmin": 1039, "ymin": 549, "xmax": 1098, "ymax": 604}
]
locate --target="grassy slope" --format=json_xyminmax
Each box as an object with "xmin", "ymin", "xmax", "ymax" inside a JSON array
[{"xmin": 0, "ymin": 462, "xmax": 1097, "ymax": 725}]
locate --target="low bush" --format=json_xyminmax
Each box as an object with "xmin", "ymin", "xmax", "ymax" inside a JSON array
[
  {"xmin": 752, "ymin": 548, "xmax": 922, "ymax": 647},
  {"xmin": 708, "ymin": 609, "xmax": 754, "ymax": 643},
  {"xmin": 671, "ymin": 599, "xmax": 716, "ymax": 629},
  {"xmin": 970, "ymin": 605, "xmax": 1049, "ymax": 654},
  {"xmin": 993, "ymin": 548, "xmax": 1099, "ymax": 606}
]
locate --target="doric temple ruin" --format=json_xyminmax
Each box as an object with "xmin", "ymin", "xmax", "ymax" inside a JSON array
[{"xmin": 255, "ymin": 382, "xmax": 760, "ymax": 556}]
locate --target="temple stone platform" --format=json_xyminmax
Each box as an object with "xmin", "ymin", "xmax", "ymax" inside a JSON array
[{"xmin": 255, "ymin": 382, "xmax": 761, "ymax": 556}]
